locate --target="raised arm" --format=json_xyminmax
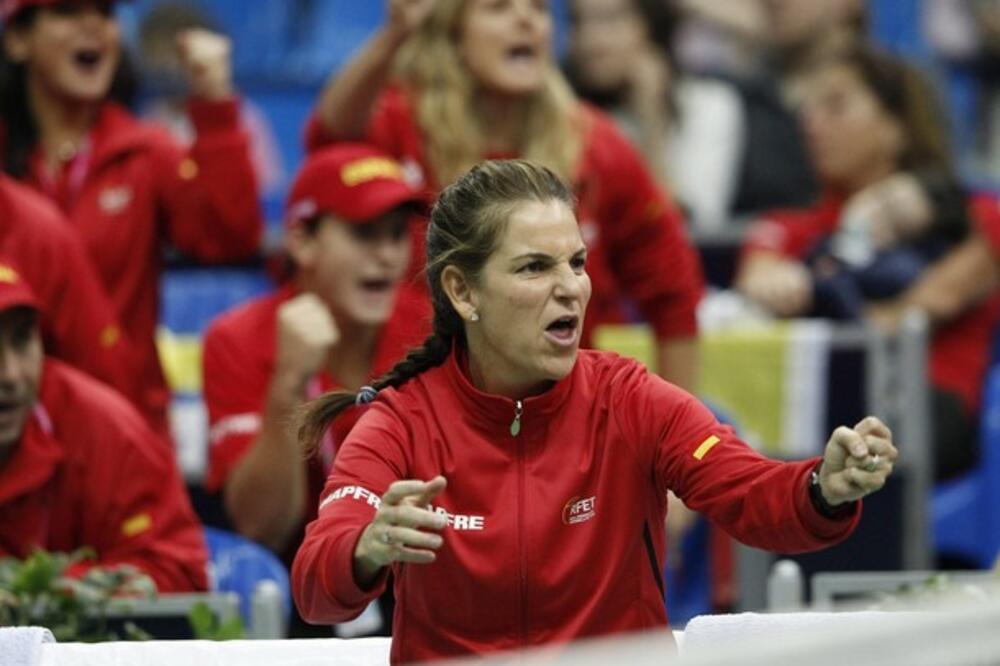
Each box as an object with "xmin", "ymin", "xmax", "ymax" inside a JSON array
[
  {"xmin": 204, "ymin": 294, "xmax": 338, "ymax": 553},
  {"xmin": 155, "ymin": 28, "xmax": 262, "ymax": 261},
  {"xmin": 315, "ymin": 0, "xmax": 436, "ymax": 141},
  {"xmin": 615, "ymin": 363, "xmax": 886, "ymax": 553}
]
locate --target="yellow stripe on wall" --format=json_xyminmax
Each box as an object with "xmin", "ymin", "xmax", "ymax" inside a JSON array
[{"xmin": 693, "ymin": 435, "xmax": 721, "ymax": 461}]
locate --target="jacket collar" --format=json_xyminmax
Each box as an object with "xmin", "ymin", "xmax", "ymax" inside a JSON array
[
  {"xmin": 439, "ymin": 344, "xmax": 577, "ymax": 436},
  {"xmin": 87, "ymin": 103, "xmax": 162, "ymax": 173},
  {"xmin": 0, "ymin": 403, "xmax": 64, "ymax": 505}
]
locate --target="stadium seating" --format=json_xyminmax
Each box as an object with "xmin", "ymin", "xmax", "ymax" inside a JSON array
[
  {"xmin": 932, "ymin": 365, "xmax": 1000, "ymax": 569},
  {"xmin": 204, "ymin": 526, "xmax": 291, "ymax": 638}
]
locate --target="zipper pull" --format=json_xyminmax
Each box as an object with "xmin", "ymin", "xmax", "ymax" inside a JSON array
[{"xmin": 510, "ymin": 400, "xmax": 523, "ymax": 437}]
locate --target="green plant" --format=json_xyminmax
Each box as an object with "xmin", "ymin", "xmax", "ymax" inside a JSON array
[
  {"xmin": 187, "ymin": 601, "xmax": 244, "ymax": 641},
  {"xmin": 0, "ymin": 549, "xmax": 156, "ymax": 642}
]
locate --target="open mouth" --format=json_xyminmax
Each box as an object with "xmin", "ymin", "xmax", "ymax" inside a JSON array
[
  {"xmin": 73, "ymin": 49, "xmax": 103, "ymax": 69},
  {"xmin": 359, "ymin": 278, "xmax": 394, "ymax": 294},
  {"xmin": 544, "ymin": 315, "xmax": 580, "ymax": 346},
  {"xmin": 0, "ymin": 399, "xmax": 24, "ymax": 422},
  {"xmin": 507, "ymin": 44, "xmax": 539, "ymax": 64}
]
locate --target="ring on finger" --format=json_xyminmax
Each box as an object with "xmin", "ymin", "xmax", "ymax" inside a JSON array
[
  {"xmin": 380, "ymin": 529, "xmax": 394, "ymax": 546},
  {"xmin": 865, "ymin": 454, "xmax": 880, "ymax": 473}
]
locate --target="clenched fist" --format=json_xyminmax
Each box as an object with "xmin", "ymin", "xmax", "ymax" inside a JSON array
[
  {"xmin": 818, "ymin": 416, "xmax": 898, "ymax": 506},
  {"xmin": 274, "ymin": 293, "xmax": 340, "ymax": 392},
  {"xmin": 176, "ymin": 28, "xmax": 233, "ymax": 101}
]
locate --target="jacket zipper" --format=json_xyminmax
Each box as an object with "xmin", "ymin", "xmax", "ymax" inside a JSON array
[
  {"xmin": 514, "ymin": 399, "xmax": 528, "ymax": 645},
  {"xmin": 510, "ymin": 400, "xmax": 523, "ymax": 436}
]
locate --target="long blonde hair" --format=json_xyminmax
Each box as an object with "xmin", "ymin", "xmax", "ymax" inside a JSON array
[{"xmin": 393, "ymin": 0, "xmax": 584, "ymax": 186}]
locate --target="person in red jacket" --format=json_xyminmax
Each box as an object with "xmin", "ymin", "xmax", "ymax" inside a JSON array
[
  {"xmin": 292, "ymin": 160, "xmax": 897, "ymax": 664},
  {"xmin": 0, "ymin": 261, "xmax": 207, "ymax": 593},
  {"xmin": 203, "ymin": 145, "xmax": 430, "ymax": 562},
  {"xmin": 0, "ymin": 0, "xmax": 262, "ymax": 438},
  {"xmin": 736, "ymin": 46, "xmax": 1000, "ymax": 480},
  {"xmin": 306, "ymin": 0, "xmax": 703, "ymax": 393},
  {"xmin": 0, "ymin": 173, "xmax": 135, "ymax": 398}
]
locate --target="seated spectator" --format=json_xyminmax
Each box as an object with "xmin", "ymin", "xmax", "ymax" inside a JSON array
[
  {"xmin": 136, "ymin": 1, "xmax": 286, "ymax": 198},
  {"xmin": 202, "ymin": 144, "xmax": 429, "ymax": 559},
  {"xmin": 565, "ymin": 0, "xmax": 744, "ymax": 231},
  {"xmin": 736, "ymin": 45, "xmax": 1000, "ymax": 479},
  {"xmin": 0, "ymin": 0, "xmax": 262, "ymax": 439},
  {"xmin": 0, "ymin": 261, "xmax": 207, "ymax": 592},
  {"xmin": 0, "ymin": 173, "xmax": 136, "ymax": 399}
]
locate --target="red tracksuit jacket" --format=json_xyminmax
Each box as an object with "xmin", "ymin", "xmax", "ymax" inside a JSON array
[
  {"xmin": 0, "ymin": 359, "xmax": 208, "ymax": 593},
  {"xmin": 0, "ymin": 175, "xmax": 136, "ymax": 400},
  {"xmin": 293, "ymin": 350, "xmax": 859, "ymax": 663},
  {"xmin": 13, "ymin": 100, "xmax": 262, "ymax": 437},
  {"xmin": 306, "ymin": 88, "xmax": 704, "ymax": 346}
]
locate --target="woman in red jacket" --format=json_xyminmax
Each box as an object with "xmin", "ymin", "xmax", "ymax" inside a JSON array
[
  {"xmin": 0, "ymin": 0, "xmax": 262, "ymax": 437},
  {"xmin": 736, "ymin": 46, "xmax": 1000, "ymax": 480},
  {"xmin": 292, "ymin": 160, "xmax": 898, "ymax": 664},
  {"xmin": 307, "ymin": 0, "xmax": 703, "ymax": 392}
]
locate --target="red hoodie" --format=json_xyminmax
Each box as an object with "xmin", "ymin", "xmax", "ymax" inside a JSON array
[
  {"xmin": 0, "ymin": 175, "xmax": 135, "ymax": 398},
  {"xmin": 0, "ymin": 360, "xmax": 208, "ymax": 593},
  {"xmin": 293, "ymin": 349, "xmax": 858, "ymax": 663},
  {"xmin": 11, "ymin": 100, "xmax": 262, "ymax": 437}
]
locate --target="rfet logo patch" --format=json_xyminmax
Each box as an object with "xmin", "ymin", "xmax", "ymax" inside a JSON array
[{"xmin": 562, "ymin": 496, "xmax": 596, "ymax": 525}]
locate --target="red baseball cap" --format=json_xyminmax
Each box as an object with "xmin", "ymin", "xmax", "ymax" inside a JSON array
[
  {"xmin": 285, "ymin": 144, "xmax": 425, "ymax": 229},
  {"xmin": 0, "ymin": 261, "xmax": 40, "ymax": 314},
  {"xmin": 2, "ymin": 0, "xmax": 128, "ymax": 23}
]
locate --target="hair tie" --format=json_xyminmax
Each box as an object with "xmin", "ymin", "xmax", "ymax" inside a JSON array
[{"xmin": 355, "ymin": 386, "xmax": 379, "ymax": 406}]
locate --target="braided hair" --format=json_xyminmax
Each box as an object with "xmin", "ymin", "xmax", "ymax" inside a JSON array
[{"xmin": 299, "ymin": 159, "xmax": 574, "ymax": 455}]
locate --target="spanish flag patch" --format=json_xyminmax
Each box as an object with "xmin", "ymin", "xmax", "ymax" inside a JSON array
[
  {"xmin": 693, "ymin": 435, "xmax": 721, "ymax": 461},
  {"xmin": 121, "ymin": 513, "xmax": 152, "ymax": 537}
]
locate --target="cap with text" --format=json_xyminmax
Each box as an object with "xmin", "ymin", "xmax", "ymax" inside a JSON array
[
  {"xmin": 0, "ymin": 262, "xmax": 40, "ymax": 313},
  {"xmin": 285, "ymin": 144, "xmax": 424, "ymax": 228}
]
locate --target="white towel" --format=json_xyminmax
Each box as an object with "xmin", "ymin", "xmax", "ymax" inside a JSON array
[
  {"xmin": 0, "ymin": 627, "xmax": 55, "ymax": 666},
  {"xmin": 682, "ymin": 611, "xmax": 913, "ymax": 654}
]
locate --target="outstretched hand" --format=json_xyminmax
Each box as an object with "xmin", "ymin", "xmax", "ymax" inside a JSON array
[
  {"xmin": 354, "ymin": 476, "xmax": 448, "ymax": 586},
  {"xmin": 819, "ymin": 416, "xmax": 898, "ymax": 506}
]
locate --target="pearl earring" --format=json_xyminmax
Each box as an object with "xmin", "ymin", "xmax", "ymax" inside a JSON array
[{"xmin": 469, "ymin": 312, "xmax": 480, "ymax": 322}]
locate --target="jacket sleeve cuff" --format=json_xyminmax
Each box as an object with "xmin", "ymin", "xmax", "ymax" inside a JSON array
[
  {"xmin": 794, "ymin": 458, "xmax": 862, "ymax": 541},
  {"xmin": 187, "ymin": 98, "xmax": 242, "ymax": 134},
  {"xmin": 329, "ymin": 524, "xmax": 389, "ymax": 609}
]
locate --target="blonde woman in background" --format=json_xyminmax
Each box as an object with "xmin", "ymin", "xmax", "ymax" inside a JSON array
[{"xmin": 306, "ymin": 0, "xmax": 704, "ymax": 391}]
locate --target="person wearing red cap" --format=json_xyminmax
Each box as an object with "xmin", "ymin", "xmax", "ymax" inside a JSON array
[
  {"xmin": 0, "ymin": 259, "xmax": 208, "ymax": 593},
  {"xmin": 202, "ymin": 144, "xmax": 430, "ymax": 563},
  {"xmin": 0, "ymin": 172, "xmax": 137, "ymax": 399},
  {"xmin": 0, "ymin": 0, "xmax": 262, "ymax": 439}
]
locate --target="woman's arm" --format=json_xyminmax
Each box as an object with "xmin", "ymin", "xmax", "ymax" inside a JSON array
[
  {"xmin": 315, "ymin": 0, "xmax": 435, "ymax": 140},
  {"xmin": 866, "ymin": 232, "xmax": 1000, "ymax": 331}
]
